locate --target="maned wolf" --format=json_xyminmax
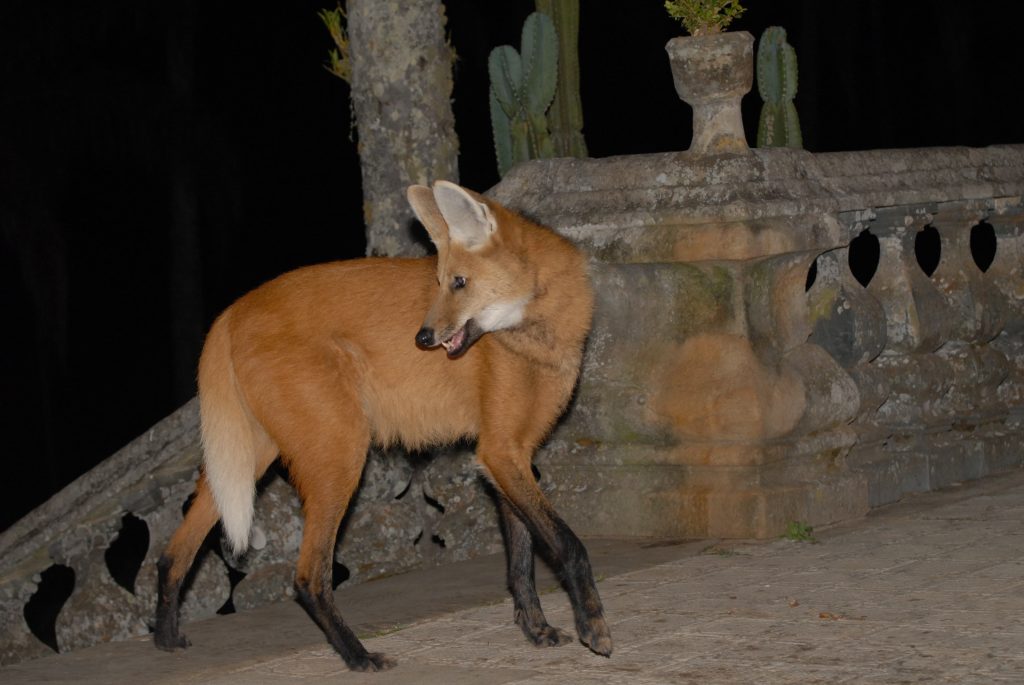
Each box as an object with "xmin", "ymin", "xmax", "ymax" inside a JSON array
[{"xmin": 154, "ymin": 181, "xmax": 611, "ymax": 671}]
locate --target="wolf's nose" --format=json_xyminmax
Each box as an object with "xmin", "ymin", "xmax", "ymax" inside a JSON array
[{"xmin": 415, "ymin": 327, "xmax": 434, "ymax": 348}]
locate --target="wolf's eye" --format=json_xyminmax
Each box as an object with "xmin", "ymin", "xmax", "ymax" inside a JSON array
[{"xmin": 452, "ymin": 275, "xmax": 467, "ymax": 290}]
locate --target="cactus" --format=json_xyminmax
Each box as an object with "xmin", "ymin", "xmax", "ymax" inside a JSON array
[
  {"xmin": 489, "ymin": 12, "xmax": 558, "ymax": 177},
  {"xmin": 535, "ymin": 0, "xmax": 587, "ymax": 158},
  {"xmin": 756, "ymin": 26, "xmax": 802, "ymax": 148}
]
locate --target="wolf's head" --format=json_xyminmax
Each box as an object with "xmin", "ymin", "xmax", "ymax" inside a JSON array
[{"xmin": 407, "ymin": 181, "xmax": 535, "ymax": 359}]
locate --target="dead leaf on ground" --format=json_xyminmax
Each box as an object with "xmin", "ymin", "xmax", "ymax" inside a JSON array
[{"xmin": 818, "ymin": 611, "xmax": 865, "ymax": 621}]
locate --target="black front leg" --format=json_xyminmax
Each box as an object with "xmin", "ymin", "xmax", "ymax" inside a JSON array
[
  {"xmin": 478, "ymin": 444, "xmax": 612, "ymax": 657},
  {"xmin": 497, "ymin": 496, "xmax": 574, "ymax": 647}
]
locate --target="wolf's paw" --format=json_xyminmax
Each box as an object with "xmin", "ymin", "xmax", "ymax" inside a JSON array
[
  {"xmin": 349, "ymin": 652, "xmax": 397, "ymax": 672},
  {"xmin": 578, "ymin": 616, "xmax": 613, "ymax": 657},
  {"xmin": 526, "ymin": 623, "xmax": 574, "ymax": 648},
  {"xmin": 154, "ymin": 631, "xmax": 191, "ymax": 652}
]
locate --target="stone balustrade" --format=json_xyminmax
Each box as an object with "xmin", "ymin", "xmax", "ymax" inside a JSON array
[
  {"xmin": 491, "ymin": 146, "xmax": 1023, "ymax": 539},
  {"xmin": 2, "ymin": 144, "xmax": 1022, "ymax": 665}
]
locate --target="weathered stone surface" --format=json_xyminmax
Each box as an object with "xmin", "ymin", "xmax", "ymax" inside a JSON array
[
  {"xmin": 54, "ymin": 550, "xmax": 146, "ymax": 652},
  {"xmin": 422, "ymin": 449, "xmax": 503, "ymax": 563},
  {"xmin": 987, "ymin": 210, "xmax": 1024, "ymax": 330},
  {"xmin": 939, "ymin": 342, "xmax": 1011, "ymax": 419},
  {"xmin": 870, "ymin": 220, "xmax": 955, "ymax": 353},
  {"xmin": 336, "ymin": 494, "xmax": 426, "ymax": 582},
  {"xmin": 814, "ymin": 145, "xmax": 1024, "ymax": 211},
  {"xmin": 648, "ymin": 332, "xmax": 806, "ymax": 442},
  {"xmin": 541, "ymin": 424, "xmax": 865, "ymax": 541},
  {"xmin": 993, "ymin": 333, "xmax": 1024, "ymax": 407},
  {"xmin": 808, "ymin": 250, "xmax": 888, "ymax": 368},
  {"xmin": 334, "ymin": 449, "xmax": 422, "ymax": 582},
  {"xmin": 537, "ymin": 441, "xmax": 696, "ymax": 538},
  {"xmin": 570, "ymin": 262, "xmax": 733, "ymax": 447},
  {"xmin": 782, "ymin": 343, "xmax": 860, "ymax": 437},
  {"xmin": 870, "ymin": 352, "xmax": 956, "ymax": 429},
  {"xmin": 231, "ymin": 563, "xmax": 294, "ymax": 612},
  {"xmin": 932, "ymin": 208, "xmax": 1008, "ymax": 344},
  {"xmin": 848, "ymin": 444, "xmax": 930, "ymax": 508},
  {"xmin": 492, "ymin": 150, "xmax": 843, "ymax": 258},
  {"xmin": 0, "ymin": 575, "xmax": 54, "ymax": 665},
  {"xmin": 745, "ymin": 251, "xmax": 826, "ymax": 354},
  {"xmin": 230, "ymin": 472, "xmax": 303, "ymax": 575}
]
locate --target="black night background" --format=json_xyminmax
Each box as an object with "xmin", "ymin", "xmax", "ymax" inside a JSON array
[{"xmin": 3, "ymin": 1, "xmax": 1023, "ymax": 531}]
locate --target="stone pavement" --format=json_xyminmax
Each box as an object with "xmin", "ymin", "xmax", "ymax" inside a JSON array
[{"xmin": 5, "ymin": 469, "xmax": 1024, "ymax": 684}]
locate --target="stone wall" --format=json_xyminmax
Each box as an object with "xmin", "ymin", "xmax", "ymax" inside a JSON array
[{"xmin": 2, "ymin": 144, "xmax": 1022, "ymax": 664}]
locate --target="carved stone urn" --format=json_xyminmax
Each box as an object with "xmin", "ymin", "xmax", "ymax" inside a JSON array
[{"xmin": 665, "ymin": 31, "xmax": 754, "ymax": 154}]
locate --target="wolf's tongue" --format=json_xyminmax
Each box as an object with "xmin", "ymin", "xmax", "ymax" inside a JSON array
[{"xmin": 448, "ymin": 327, "xmax": 466, "ymax": 352}]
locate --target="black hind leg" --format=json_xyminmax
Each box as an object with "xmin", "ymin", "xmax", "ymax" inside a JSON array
[
  {"xmin": 289, "ymin": 433, "xmax": 395, "ymax": 672},
  {"xmin": 154, "ymin": 477, "xmax": 220, "ymax": 651}
]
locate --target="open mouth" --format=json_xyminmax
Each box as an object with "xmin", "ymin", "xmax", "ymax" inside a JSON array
[{"xmin": 439, "ymin": 320, "xmax": 482, "ymax": 359}]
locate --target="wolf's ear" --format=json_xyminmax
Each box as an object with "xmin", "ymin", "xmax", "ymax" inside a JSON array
[
  {"xmin": 432, "ymin": 181, "xmax": 496, "ymax": 250},
  {"xmin": 407, "ymin": 184, "xmax": 450, "ymax": 249}
]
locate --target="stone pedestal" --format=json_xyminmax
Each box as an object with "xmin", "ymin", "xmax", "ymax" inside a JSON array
[{"xmin": 666, "ymin": 31, "xmax": 754, "ymax": 154}]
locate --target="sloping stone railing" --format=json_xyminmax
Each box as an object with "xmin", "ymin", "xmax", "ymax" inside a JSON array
[{"xmin": 2, "ymin": 144, "xmax": 1022, "ymax": 665}]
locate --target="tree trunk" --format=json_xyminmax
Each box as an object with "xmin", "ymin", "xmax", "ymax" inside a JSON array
[{"xmin": 347, "ymin": 0, "xmax": 459, "ymax": 257}]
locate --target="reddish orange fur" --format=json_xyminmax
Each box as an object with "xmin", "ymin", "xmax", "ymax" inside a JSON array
[{"xmin": 156, "ymin": 182, "xmax": 608, "ymax": 668}]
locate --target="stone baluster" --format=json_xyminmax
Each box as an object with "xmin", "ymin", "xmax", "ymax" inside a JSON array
[
  {"xmin": 806, "ymin": 245, "xmax": 891, "ymax": 452},
  {"xmin": 928, "ymin": 203, "xmax": 1009, "ymax": 421},
  {"xmin": 985, "ymin": 204, "xmax": 1024, "ymax": 332},
  {"xmin": 0, "ymin": 563, "xmax": 59, "ymax": 664},
  {"xmin": 868, "ymin": 207, "xmax": 954, "ymax": 354},
  {"xmin": 986, "ymin": 205, "xmax": 1024, "ymax": 428},
  {"xmin": 930, "ymin": 201, "xmax": 1007, "ymax": 344}
]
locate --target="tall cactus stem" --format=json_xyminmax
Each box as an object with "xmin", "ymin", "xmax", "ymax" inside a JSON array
[
  {"xmin": 756, "ymin": 26, "xmax": 803, "ymax": 148},
  {"xmin": 490, "ymin": 90, "xmax": 514, "ymax": 177},
  {"xmin": 488, "ymin": 12, "xmax": 559, "ymax": 176},
  {"xmin": 535, "ymin": 0, "xmax": 587, "ymax": 158}
]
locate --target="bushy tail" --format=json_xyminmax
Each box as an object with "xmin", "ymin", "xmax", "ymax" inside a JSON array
[{"xmin": 198, "ymin": 311, "xmax": 259, "ymax": 556}]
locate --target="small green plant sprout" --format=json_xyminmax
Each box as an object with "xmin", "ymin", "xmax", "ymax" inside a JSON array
[
  {"xmin": 319, "ymin": 4, "xmax": 352, "ymax": 84},
  {"xmin": 664, "ymin": 0, "xmax": 746, "ymax": 37},
  {"xmin": 701, "ymin": 543, "xmax": 741, "ymax": 557},
  {"xmin": 782, "ymin": 521, "xmax": 816, "ymax": 543}
]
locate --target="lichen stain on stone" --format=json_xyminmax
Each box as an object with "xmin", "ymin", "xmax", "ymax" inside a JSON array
[
  {"xmin": 671, "ymin": 265, "xmax": 735, "ymax": 335},
  {"xmin": 648, "ymin": 333, "xmax": 806, "ymax": 442},
  {"xmin": 807, "ymin": 284, "xmax": 840, "ymax": 325}
]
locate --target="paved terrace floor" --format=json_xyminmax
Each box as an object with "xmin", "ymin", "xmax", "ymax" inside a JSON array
[{"xmin": 4, "ymin": 469, "xmax": 1024, "ymax": 684}]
